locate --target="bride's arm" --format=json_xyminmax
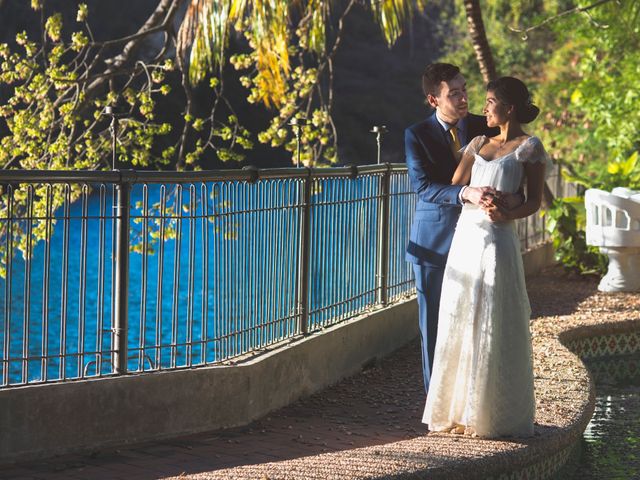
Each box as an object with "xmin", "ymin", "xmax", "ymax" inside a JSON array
[
  {"xmin": 454, "ymin": 144, "xmax": 499, "ymax": 206},
  {"xmin": 486, "ymin": 162, "xmax": 545, "ymax": 221},
  {"xmin": 451, "ymin": 150, "xmax": 474, "ymax": 185}
]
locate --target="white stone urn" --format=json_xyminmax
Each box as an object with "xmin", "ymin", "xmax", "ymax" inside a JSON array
[{"xmin": 585, "ymin": 187, "xmax": 640, "ymax": 292}]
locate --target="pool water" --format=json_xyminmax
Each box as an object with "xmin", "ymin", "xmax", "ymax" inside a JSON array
[{"xmin": 569, "ymin": 353, "xmax": 640, "ymax": 479}]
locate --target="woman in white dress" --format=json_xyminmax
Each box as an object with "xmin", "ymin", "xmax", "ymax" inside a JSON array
[{"xmin": 422, "ymin": 77, "xmax": 551, "ymax": 438}]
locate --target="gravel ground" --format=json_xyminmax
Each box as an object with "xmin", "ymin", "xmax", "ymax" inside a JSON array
[{"xmin": 163, "ymin": 267, "xmax": 640, "ymax": 480}]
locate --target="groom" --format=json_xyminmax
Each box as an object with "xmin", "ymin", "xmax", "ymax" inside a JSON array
[{"xmin": 405, "ymin": 63, "xmax": 499, "ymax": 393}]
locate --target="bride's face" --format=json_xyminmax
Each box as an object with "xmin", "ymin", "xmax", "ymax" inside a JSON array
[{"xmin": 483, "ymin": 91, "xmax": 511, "ymax": 127}]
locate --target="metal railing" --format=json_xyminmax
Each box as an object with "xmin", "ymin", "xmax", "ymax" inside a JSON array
[
  {"xmin": 0, "ymin": 165, "xmax": 416, "ymax": 387},
  {"xmin": 0, "ymin": 164, "xmax": 562, "ymax": 388}
]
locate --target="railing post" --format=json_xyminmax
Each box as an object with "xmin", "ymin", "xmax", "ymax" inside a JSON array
[
  {"xmin": 377, "ymin": 164, "xmax": 391, "ymax": 306},
  {"xmin": 297, "ymin": 169, "xmax": 312, "ymax": 335},
  {"xmin": 113, "ymin": 172, "xmax": 131, "ymax": 374}
]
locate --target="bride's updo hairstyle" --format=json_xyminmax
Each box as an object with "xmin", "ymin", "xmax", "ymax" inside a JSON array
[{"xmin": 487, "ymin": 76, "xmax": 540, "ymax": 124}]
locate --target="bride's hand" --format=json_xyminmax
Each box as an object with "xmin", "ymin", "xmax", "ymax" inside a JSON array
[
  {"xmin": 484, "ymin": 204, "xmax": 511, "ymax": 222},
  {"xmin": 500, "ymin": 192, "xmax": 524, "ymax": 210}
]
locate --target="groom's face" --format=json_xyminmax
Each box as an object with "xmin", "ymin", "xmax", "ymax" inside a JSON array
[{"xmin": 428, "ymin": 73, "xmax": 469, "ymax": 124}]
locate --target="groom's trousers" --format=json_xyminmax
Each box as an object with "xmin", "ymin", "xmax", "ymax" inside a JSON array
[{"xmin": 412, "ymin": 264, "xmax": 445, "ymax": 393}]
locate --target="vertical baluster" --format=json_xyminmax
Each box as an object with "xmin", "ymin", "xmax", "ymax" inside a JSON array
[
  {"xmin": 317, "ymin": 179, "xmax": 330, "ymax": 326},
  {"xmin": 222, "ymin": 182, "xmax": 230, "ymax": 360},
  {"xmin": 139, "ymin": 185, "xmax": 149, "ymax": 371},
  {"xmin": 243, "ymin": 182, "xmax": 250, "ymax": 354},
  {"xmin": 255, "ymin": 182, "xmax": 263, "ymax": 347},
  {"xmin": 154, "ymin": 185, "xmax": 167, "ymax": 369},
  {"xmin": 59, "ymin": 185, "xmax": 71, "ymax": 380},
  {"xmin": 355, "ymin": 176, "xmax": 362, "ymax": 311},
  {"xmin": 77, "ymin": 185, "xmax": 89, "ymax": 378},
  {"xmin": 350, "ymin": 176, "xmax": 358, "ymax": 313},
  {"xmin": 307, "ymin": 179, "xmax": 316, "ymax": 331},
  {"xmin": 344, "ymin": 177, "xmax": 352, "ymax": 317},
  {"xmin": 22, "ymin": 185, "xmax": 34, "ymax": 383},
  {"xmin": 255, "ymin": 182, "xmax": 262, "ymax": 349},
  {"xmin": 3, "ymin": 185, "xmax": 14, "ymax": 386},
  {"xmin": 110, "ymin": 184, "xmax": 117, "ymax": 371},
  {"xmin": 361, "ymin": 176, "xmax": 369, "ymax": 309},
  {"xmin": 170, "ymin": 185, "xmax": 182, "ymax": 368},
  {"xmin": 41, "ymin": 185, "xmax": 53, "ymax": 382},
  {"xmin": 339, "ymin": 178, "xmax": 347, "ymax": 321},
  {"xmin": 369, "ymin": 175, "xmax": 377, "ymax": 305},
  {"xmin": 288, "ymin": 179, "xmax": 295, "ymax": 336},
  {"xmin": 273, "ymin": 180, "xmax": 283, "ymax": 341},
  {"xmin": 255, "ymin": 181, "xmax": 262, "ymax": 347},
  {"xmin": 226, "ymin": 183, "xmax": 234, "ymax": 357},
  {"xmin": 239, "ymin": 181, "xmax": 245, "ymax": 353},
  {"xmin": 96, "ymin": 185, "xmax": 107, "ymax": 376},
  {"xmin": 328, "ymin": 178, "xmax": 336, "ymax": 324},
  {"xmin": 259, "ymin": 182, "xmax": 266, "ymax": 347},
  {"xmin": 232, "ymin": 181, "xmax": 239, "ymax": 355},
  {"xmin": 248, "ymin": 181, "xmax": 254, "ymax": 352},
  {"xmin": 186, "ymin": 184, "xmax": 196, "ymax": 366},
  {"xmin": 212, "ymin": 183, "xmax": 221, "ymax": 362},
  {"xmin": 201, "ymin": 183, "xmax": 209, "ymax": 364},
  {"xmin": 378, "ymin": 167, "xmax": 391, "ymax": 306}
]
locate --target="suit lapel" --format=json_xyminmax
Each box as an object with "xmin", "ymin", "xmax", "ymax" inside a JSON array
[{"xmin": 423, "ymin": 114, "xmax": 457, "ymax": 168}]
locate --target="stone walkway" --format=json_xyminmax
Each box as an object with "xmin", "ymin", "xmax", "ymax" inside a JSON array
[{"xmin": 1, "ymin": 267, "xmax": 637, "ymax": 480}]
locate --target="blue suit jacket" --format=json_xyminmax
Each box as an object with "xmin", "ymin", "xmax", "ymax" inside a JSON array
[{"xmin": 405, "ymin": 112, "xmax": 497, "ymax": 267}]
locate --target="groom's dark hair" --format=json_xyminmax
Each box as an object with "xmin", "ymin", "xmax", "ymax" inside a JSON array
[{"xmin": 422, "ymin": 63, "xmax": 461, "ymax": 99}]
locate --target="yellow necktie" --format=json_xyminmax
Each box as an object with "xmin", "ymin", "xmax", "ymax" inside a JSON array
[{"xmin": 449, "ymin": 126, "xmax": 462, "ymax": 156}]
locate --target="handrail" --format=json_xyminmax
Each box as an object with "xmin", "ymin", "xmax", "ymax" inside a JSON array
[{"xmin": 0, "ymin": 163, "xmax": 409, "ymax": 184}]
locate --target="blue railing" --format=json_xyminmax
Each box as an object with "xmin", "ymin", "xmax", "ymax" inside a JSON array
[
  {"xmin": 0, "ymin": 163, "xmax": 563, "ymax": 388},
  {"xmin": 0, "ymin": 165, "xmax": 417, "ymax": 387}
]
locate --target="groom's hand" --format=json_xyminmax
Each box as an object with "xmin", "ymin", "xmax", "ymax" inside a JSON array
[{"xmin": 461, "ymin": 186, "xmax": 498, "ymax": 208}]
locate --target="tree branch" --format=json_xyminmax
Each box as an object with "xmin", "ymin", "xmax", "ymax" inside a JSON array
[
  {"xmin": 84, "ymin": 0, "xmax": 185, "ymax": 100},
  {"xmin": 509, "ymin": 0, "xmax": 614, "ymax": 36}
]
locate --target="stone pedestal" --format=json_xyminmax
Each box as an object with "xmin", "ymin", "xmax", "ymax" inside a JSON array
[
  {"xmin": 585, "ymin": 188, "xmax": 640, "ymax": 293},
  {"xmin": 597, "ymin": 247, "xmax": 640, "ymax": 292}
]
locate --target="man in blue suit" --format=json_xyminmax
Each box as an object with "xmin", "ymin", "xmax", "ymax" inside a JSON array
[{"xmin": 405, "ymin": 63, "xmax": 500, "ymax": 393}]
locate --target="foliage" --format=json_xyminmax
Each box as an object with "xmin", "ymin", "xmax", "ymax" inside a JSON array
[
  {"xmin": 536, "ymin": 0, "xmax": 640, "ymax": 274},
  {"xmin": 0, "ymin": 0, "xmax": 426, "ymax": 276},
  {"xmin": 544, "ymin": 150, "xmax": 640, "ymax": 274},
  {"xmin": 436, "ymin": 0, "xmax": 571, "ymax": 112},
  {"xmin": 545, "ymin": 196, "xmax": 606, "ymax": 275},
  {"xmin": 438, "ymin": 0, "xmax": 640, "ymax": 275},
  {"xmin": 178, "ymin": 0, "xmax": 427, "ymax": 167}
]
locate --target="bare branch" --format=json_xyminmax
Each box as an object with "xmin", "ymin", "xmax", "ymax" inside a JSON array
[
  {"xmin": 84, "ymin": 0, "xmax": 185, "ymax": 99},
  {"xmin": 509, "ymin": 0, "xmax": 614, "ymax": 37}
]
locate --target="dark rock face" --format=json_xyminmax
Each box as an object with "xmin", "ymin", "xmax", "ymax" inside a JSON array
[{"xmin": 332, "ymin": 3, "xmax": 447, "ymax": 165}]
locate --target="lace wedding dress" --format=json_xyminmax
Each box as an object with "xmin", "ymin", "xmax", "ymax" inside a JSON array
[{"xmin": 422, "ymin": 135, "xmax": 550, "ymax": 438}]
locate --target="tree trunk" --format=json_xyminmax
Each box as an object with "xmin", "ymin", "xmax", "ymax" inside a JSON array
[{"xmin": 463, "ymin": 0, "xmax": 497, "ymax": 83}]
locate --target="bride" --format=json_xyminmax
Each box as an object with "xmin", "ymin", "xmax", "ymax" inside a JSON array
[{"xmin": 422, "ymin": 76, "xmax": 551, "ymax": 438}]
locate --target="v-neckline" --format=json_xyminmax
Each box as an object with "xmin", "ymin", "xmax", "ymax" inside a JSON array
[{"xmin": 474, "ymin": 135, "xmax": 533, "ymax": 163}]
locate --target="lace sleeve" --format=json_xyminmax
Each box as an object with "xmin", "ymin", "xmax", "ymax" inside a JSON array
[
  {"xmin": 461, "ymin": 135, "xmax": 486, "ymax": 156},
  {"xmin": 515, "ymin": 136, "xmax": 553, "ymax": 176}
]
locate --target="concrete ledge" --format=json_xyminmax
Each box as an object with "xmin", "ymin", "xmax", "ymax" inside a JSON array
[{"xmin": 0, "ymin": 299, "xmax": 418, "ymax": 464}]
